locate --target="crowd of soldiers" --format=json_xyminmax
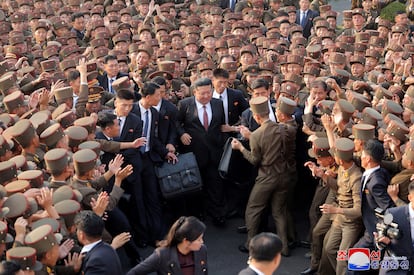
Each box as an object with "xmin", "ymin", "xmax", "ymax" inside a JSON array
[{"xmin": 0, "ymin": 0, "xmax": 413, "ymax": 273}]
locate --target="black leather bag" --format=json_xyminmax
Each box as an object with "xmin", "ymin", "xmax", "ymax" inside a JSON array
[
  {"xmin": 218, "ymin": 137, "xmax": 234, "ymax": 178},
  {"xmin": 155, "ymin": 152, "xmax": 203, "ymax": 199}
]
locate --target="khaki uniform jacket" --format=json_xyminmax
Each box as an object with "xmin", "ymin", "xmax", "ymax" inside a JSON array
[
  {"xmin": 390, "ymin": 168, "xmax": 414, "ymax": 206},
  {"xmin": 333, "ymin": 163, "xmax": 362, "ymax": 226}
]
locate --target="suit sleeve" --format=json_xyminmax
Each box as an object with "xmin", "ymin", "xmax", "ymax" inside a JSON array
[
  {"xmin": 236, "ymin": 92, "xmax": 249, "ymax": 115},
  {"xmin": 84, "ymin": 255, "xmax": 111, "ymax": 275},
  {"xmin": 126, "ymin": 249, "xmax": 162, "ymax": 275},
  {"xmin": 369, "ymin": 175, "xmax": 395, "ymax": 210}
]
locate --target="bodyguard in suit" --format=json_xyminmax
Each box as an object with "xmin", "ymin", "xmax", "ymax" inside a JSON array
[
  {"xmin": 131, "ymin": 81, "xmax": 177, "ymax": 242},
  {"xmin": 238, "ymin": 233, "xmax": 283, "ymax": 275},
  {"xmin": 97, "ymin": 55, "xmax": 129, "ymax": 94},
  {"xmin": 75, "ymin": 211, "xmax": 123, "ymax": 275},
  {"xmin": 212, "ymin": 68, "xmax": 249, "ymax": 127},
  {"xmin": 375, "ymin": 182, "xmax": 414, "ymax": 274},
  {"xmin": 296, "ymin": 0, "xmax": 319, "ymax": 39},
  {"xmin": 352, "ymin": 140, "xmax": 394, "ymax": 252},
  {"xmin": 176, "ymin": 78, "xmax": 228, "ymax": 225}
]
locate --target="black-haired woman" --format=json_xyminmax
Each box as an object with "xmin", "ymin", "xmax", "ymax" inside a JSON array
[{"xmin": 127, "ymin": 216, "xmax": 208, "ymax": 275}]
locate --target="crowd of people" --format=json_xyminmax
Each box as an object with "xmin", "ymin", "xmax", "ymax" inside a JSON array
[{"xmin": 0, "ymin": 0, "xmax": 413, "ymax": 273}]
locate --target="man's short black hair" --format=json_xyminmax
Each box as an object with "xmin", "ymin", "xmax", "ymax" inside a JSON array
[
  {"xmin": 104, "ymin": 55, "xmax": 118, "ymax": 64},
  {"xmin": 251, "ymin": 78, "xmax": 269, "ymax": 90},
  {"xmin": 279, "ymin": 20, "xmax": 290, "ymax": 25},
  {"xmin": 71, "ymin": 12, "xmax": 84, "ymax": 22},
  {"xmin": 152, "ymin": 76, "xmax": 166, "ymax": 86},
  {"xmin": 192, "ymin": 78, "xmax": 212, "ymax": 90},
  {"xmin": 67, "ymin": 70, "xmax": 80, "ymax": 82},
  {"xmin": 310, "ymin": 80, "xmax": 328, "ymax": 91},
  {"xmin": 97, "ymin": 112, "xmax": 117, "ymax": 128},
  {"xmin": 213, "ymin": 68, "xmax": 229, "ymax": 79},
  {"xmin": 249, "ymin": 232, "xmax": 283, "ymax": 262},
  {"xmin": 74, "ymin": 211, "xmax": 105, "ymax": 239},
  {"xmin": 141, "ymin": 81, "xmax": 160, "ymax": 97},
  {"xmin": 363, "ymin": 139, "xmax": 384, "ymax": 164},
  {"xmin": 116, "ymin": 89, "xmax": 135, "ymax": 101}
]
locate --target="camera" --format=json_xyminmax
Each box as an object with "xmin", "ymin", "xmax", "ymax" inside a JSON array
[{"xmin": 375, "ymin": 208, "xmax": 400, "ymax": 249}]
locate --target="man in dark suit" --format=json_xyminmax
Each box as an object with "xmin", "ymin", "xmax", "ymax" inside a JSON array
[
  {"xmin": 238, "ymin": 233, "xmax": 283, "ymax": 275},
  {"xmin": 176, "ymin": 77, "xmax": 228, "ymax": 225},
  {"xmin": 131, "ymin": 81, "xmax": 177, "ymax": 242},
  {"xmin": 97, "ymin": 55, "xmax": 129, "ymax": 94},
  {"xmin": 375, "ymin": 182, "xmax": 414, "ymax": 274},
  {"xmin": 75, "ymin": 211, "xmax": 123, "ymax": 275},
  {"xmin": 296, "ymin": 0, "xmax": 319, "ymax": 39}
]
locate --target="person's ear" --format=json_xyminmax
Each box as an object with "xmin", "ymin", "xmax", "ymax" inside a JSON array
[{"xmin": 273, "ymin": 254, "xmax": 282, "ymax": 269}]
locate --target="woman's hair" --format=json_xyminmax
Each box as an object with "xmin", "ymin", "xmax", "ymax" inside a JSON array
[{"xmin": 161, "ymin": 216, "xmax": 206, "ymax": 247}]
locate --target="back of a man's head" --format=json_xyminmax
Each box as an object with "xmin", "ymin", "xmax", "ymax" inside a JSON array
[
  {"xmin": 74, "ymin": 211, "xmax": 104, "ymax": 240},
  {"xmin": 249, "ymin": 232, "xmax": 282, "ymax": 262}
]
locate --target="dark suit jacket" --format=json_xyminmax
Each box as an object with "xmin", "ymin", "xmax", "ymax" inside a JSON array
[
  {"xmin": 238, "ymin": 267, "xmax": 259, "ymax": 275},
  {"xmin": 82, "ymin": 241, "xmax": 122, "ymax": 275},
  {"xmin": 176, "ymin": 97, "xmax": 226, "ymax": 168},
  {"xmin": 131, "ymin": 105, "xmax": 169, "ymax": 164},
  {"xmin": 158, "ymin": 99, "xmax": 178, "ymax": 146},
  {"xmin": 295, "ymin": 9, "xmax": 319, "ymax": 38},
  {"xmin": 379, "ymin": 205, "xmax": 414, "ymax": 275},
  {"xmin": 127, "ymin": 245, "xmax": 208, "ymax": 275},
  {"xmin": 361, "ymin": 168, "xmax": 394, "ymax": 244},
  {"xmin": 97, "ymin": 72, "xmax": 129, "ymax": 92},
  {"xmin": 226, "ymin": 88, "xmax": 249, "ymax": 126}
]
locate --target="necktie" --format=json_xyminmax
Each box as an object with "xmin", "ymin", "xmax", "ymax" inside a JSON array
[
  {"xmin": 109, "ymin": 78, "xmax": 114, "ymax": 94},
  {"xmin": 361, "ymin": 175, "xmax": 366, "ymax": 194},
  {"xmin": 219, "ymin": 95, "xmax": 223, "ymax": 100},
  {"xmin": 230, "ymin": 0, "xmax": 235, "ymax": 11},
  {"xmin": 301, "ymin": 11, "xmax": 306, "ymax": 27},
  {"xmin": 118, "ymin": 117, "xmax": 123, "ymax": 136},
  {"xmin": 202, "ymin": 105, "xmax": 208, "ymax": 131},
  {"xmin": 141, "ymin": 110, "xmax": 149, "ymax": 153}
]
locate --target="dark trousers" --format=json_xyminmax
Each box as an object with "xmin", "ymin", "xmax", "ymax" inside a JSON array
[
  {"xmin": 308, "ymin": 184, "xmax": 330, "ymax": 242},
  {"xmin": 200, "ymin": 163, "xmax": 227, "ymax": 219}
]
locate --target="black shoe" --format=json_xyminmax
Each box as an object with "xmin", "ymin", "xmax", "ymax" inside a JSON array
[
  {"xmin": 300, "ymin": 267, "xmax": 317, "ymax": 275},
  {"xmin": 226, "ymin": 209, "xmax": 238, "ymax": 219},
  {"xmin": 288, "ymin": 241, "xmax": 298, "ymax": 249},
  {"xmin": 281, "ymin": 248, "xmax": 290, "ymax": 257},
  {"xmin": 238, "ymin": 244, "xmax": 249, "ymax": 253},
  {"xmin": 237, "ymin": 225, "xmax": 247, "ymax": 234},
  {"xmin": 212, "ymin": 216, "xmax": 226, "ymax": 227},
  {"xmin": 300, "ymin": 241, "xmax": 311, "ymax": 249}
]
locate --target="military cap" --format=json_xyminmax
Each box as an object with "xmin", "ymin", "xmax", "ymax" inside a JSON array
[
  {"xmin": 65, "ymin": 126, "xmax": 88, "ymax": 148},
  {"xmin": 286, "ymin": 54, "xmax": 303, "ymax": 65},
  {"xmin": 87, "ymin": 87, "xmax": 102, "ymax": 103},
  {"xmin": 325, "ymin": 10, "xmax": 337, "ymax": 18},
  {"xmin": 164, "ymin": 51, "xmax": 181, "ymax": 62},
  {"xmin": 352, "ymin": 8, "xmax": 364, "ymax": 17},
  {"xmin": 314, "ymin": 20, "xmax": 329, "ymax": 30},
  {"xmin": 350, "ymin": 55, "xmax": 365, "ymax": 65},
  {"xmin": 137, "ymin": 44, "xmax": 154, "ymax": 57},
  {"xmin": 5, "ymin": 179, "xmax": 31, "ymax": 195},
  {"xmin": 10, "ymin": 12, "xmax": 26, "ymax": 23},
  {"xmin": 282, "ymin": 73, "xmax": 302, "ymax": 86},
  {"xmin": 4, "ymin": 90, "xmax": 25, "ymax": 112},
  {"xmin": 53, "ymin": 186, "xmax": 82, "ymax": 204},
  {"xmin": 10, "ymin": 119, "xmax": 37, "ymax": 148},
  {"xmin": 336, "ymin": 99, "xmax": 355, "ymax": 117},
  {"xmin": 93, "ymin": 47, "xmax": 109, "ymax": 59},
  {"xmin": 21, "ymin": 109, "xmax": 39, "ymax": 120},
  {"xmin": 275, "ymin": 97, "xmax": 297, "ymax": 115},
  {"xmin": 149, "ymin": 61, "xmax": 174, "ymax": 80},
  {"xmin": 4, "ymin": 192, "xmax": 30, "ymax": 218},
  {"xmin": 354, "ymin": 43, "xmax": 368, "ymax": 53},
  {"xmin": 40, "ymin": 123, "xmax": 65, "ymax": 150},
  {"xmin": 197, "ymin": 61, "xmax": 215, "ymax": 72},
  {"xmin": 54, "ymin": 87, "xmax": 73, "ymax": 105},
  {"xmin": 306, "ymin": 44, "xmax": 322, "ymax": 59},
  {"xmin": 259, "ymin": 61, "xmax": 274, "ymax": 73},
  {"xmin": 387, "ymin": 43, "xmax": 403, "ymax": 52},
  {"xmin": 44, "ymin": 148, "xmax": 69, "ymax": 175},
  {"xmin": 318, "ymin": 100, "xmax": 336, "ymax": 115},
  {"xmin": 284, "ymin": 6, "xmax": 296, "ymax": 13},
  {"xmin": 365, "ymin": 49, "xmax": 381, "ymax": 60},
  {"xmin": 308, "ymin": 137, "xmax": 332, "ymax": 158},
  {"xmin": 334, "ymin": 138, "xmax": 354, "ymax": 161},
  {"xmin": 280, "ymin": 83, "xmax": 298, "ymax": 98},
  {"xmin": 17, "ymin": 170, "xmax": 43, "ymax": 188},
  {"xmin": 0, "ymin": 135, "xmax": 11, "ymax": 158},
  {"xmin": 6, "ymin": 247, "xmax": 42, "ymax": 271},
  {"xmin": 250, "ymin": 96, "xmax": 269, "ymax": 115},
  {"xmin": 243, "ymin": 65, "xmax": 260, "ymax": 76},
  {"xmin": 9, "ymin": 35, "xmax": 25, "ymax": 46},
  {"xmin": 112, "ymin": 33, "xmax": 130, "ymax": 44},
  {"xmin": 349, "ymin": 92, "xmax": 371, "ymax": 111},
  {"xmin": 384, "ymin": 114, "xmax": 405, "ymax": 128},
  {"xmin": 352, "ymin": 123, "xmax": 375, "ymax": 141},
  {"xmin": 111, "ymin": 76, "xmax": 131, "ymax": 91},
  {"xmin": 55, "ymin": 200, "xmax": 81, "ymax": 228},
  {"xmin": 369, "ymin": 36, "xmax": 385, "ymax": 48},
  {"xmin": 386, "ymin": 119, "xmax": 409, "ymax": 142},
  {"xmin": 404, "ymin": 44, "xmax": 414, "ymax": 54},
  {"xmin": 0, "ymin": 161, "xmax": 18, "ymax": 184},
  {"xmin": 51, "ymin": 104, "xmax": 70, "ymax": 121},
  {"xmin": 19, "ymin": 72, "xmax": 36, "ymax": 87},
  {"xmin": 303, "ymin": 66, "xmax": 320, "ymax": 76},
  {"xmin": 34, "ymin": 21, "xmax": 48, "ymax": 31},
  {"xmin": 73, "ymin": 148, "xmax": 98, "ymax": 175},
  {"xmin": 291, "ymin": 37, "xmax": 307, "ymax": 47},
  {"xmin": 378, "ymin": 18, "xmax": 391, "ymax": 29},
  {"xmin": 404, "ymin": 141, "xmax": 414, "ymax": 162},
  {"xmin": 56, "ymin": 111, "xmax": 76, "ymax": 129},
  {"xmin": 240, "ymin": 45, "xmax": 256, "ymax": 56},
  {"xmin": 220, "ymin": 61, "xmax": 238, "ymax": 72},
  {"xmin": 60, "ymin": 59, "xmax": 76, "ymax": 72},
  {"xmin": 10, "ymin": 153, "xmax": 29, "ymax": 171},
  {"xmin": 25, "ymin": 224, "xmax": 61, "ymax": 254},
  {"xmin": 392, "ymin": 24, "xmax": 407, "ymax": 34},
  {"xmin": 381, "ymin": 100, "xmax": 403, "ymax": 116},
  {"xmin": 227, "ymin": 38, "xmax": 242, "ymax": 48},
  {"xmin": 40, "ymin": 60, "xmax": 57, "ymax": 72},
  {"xmin": 30, "ymin": 111, "xmax": 51, "ymax": 136},
  {"xmin": 31, "ymin": 218, "xmax": 60, "ymax": 233},
  {"xmin": 53, "ymin": 19, "xmax": 69, "ymax": 30},
  {"xmin": 0, "ymin": 72, "xmax": 18, "ymax": 96},
  {"xmin": 78, "ymin": 141, "xmax": 101, "ymax": 156},
  {"xmin": 90, "ymin": 38, "xmax": 105, "ymax": 50},
  {"xmin": 329, "ymin": 52, "xmax": 346, "ymax": 64}
]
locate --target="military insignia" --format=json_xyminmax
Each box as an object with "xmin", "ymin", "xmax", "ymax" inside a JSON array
[
  {"xmin": 234, "ymin": 101, "xmax": 239, "ymax": 106},
  {"xmin": 128, "ymin": 129, "xmax": 134, "ymax": 132}
]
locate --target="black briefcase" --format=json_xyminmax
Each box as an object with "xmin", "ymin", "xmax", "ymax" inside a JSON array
[{"xmin": 155, "ymin": 152, "xmax": 203, "ymax": 199}]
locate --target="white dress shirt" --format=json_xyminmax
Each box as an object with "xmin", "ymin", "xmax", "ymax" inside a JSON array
[
  {"xmin": 213, "ymin": 89, "xmax": 228, "ymax": 124},
  {"xmin": 108, "ymin": 76, "xmax": 116, "ymax": 93},
  {"xmin": 249, "ymin": 264, "xmax": 265, "ymax": 275},
  {"xmin": 361, "ymin": 166, "xmax": 380, "ymax": 191},
  {"xmin": 195, "ymin": 99, "xmax": 212, "ymax": 127},
  {"xmin": 139, "ymin": 101, "xmax": 152, "ymax": 152},
  {"xmin": 80, "ymin": 240, "xmax": 102, "ymax": 255},
  {"xmin": 268, "ymin": 101, "xmax": 276, "ymax": 122},
  {"xmin": 408, "ymin": 203, "xmax": 414, "ymax": 246},
  {"xmin": 115, "ymin": 110, "xmax": 126, "ymax": 137}
]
